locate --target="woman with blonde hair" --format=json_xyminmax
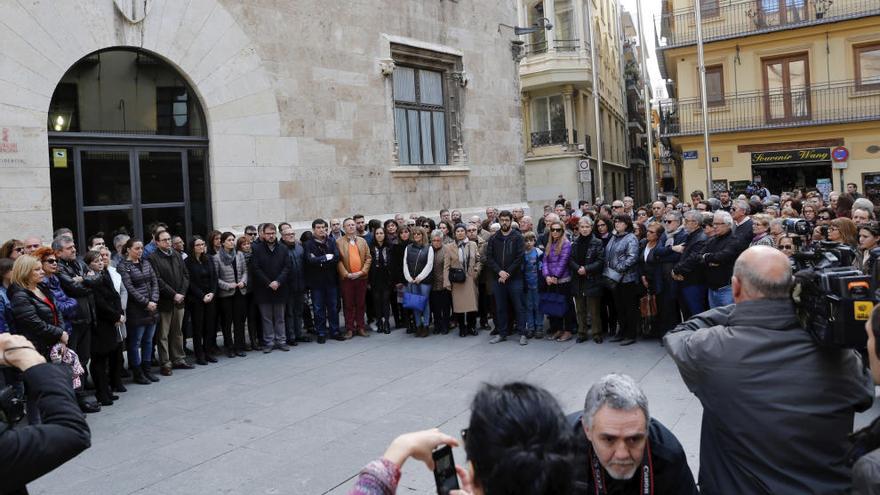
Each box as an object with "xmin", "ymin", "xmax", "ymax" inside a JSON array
[
  {"xmin": 750, "ymin": 214, "xmax": 775, "ymax": 247},
  {"xmin": 403, "ymin": 226, "xmax": 434, "ymax": 337},
  {"xmin": 8, "ymin": 255, "xmax": 68, "ymax": 357},
  {"xmin": 542, "ymin": 220, "xmax": 575, "ymax": 342},
  {"xmin": 829, "ymin": 217, "xmax": 859, "ymax": 248}
]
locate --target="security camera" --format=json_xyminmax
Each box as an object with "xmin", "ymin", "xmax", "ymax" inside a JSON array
[{"xmin": 543, "ymin": 21, "xmax": 553, "ymax": 30}]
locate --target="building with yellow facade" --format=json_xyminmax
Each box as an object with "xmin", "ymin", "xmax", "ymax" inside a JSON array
[
  {"xmin": 518, "ymin": 0, "xmax": 634, "ymax": 209},
  {"xmin": 657, "ymin": 0, "xmax": 880, "ymax": 203}
]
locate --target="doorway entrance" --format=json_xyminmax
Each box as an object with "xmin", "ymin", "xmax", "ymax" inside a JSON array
[
  {"xmin": 47, "ymin": 48, "xmax": 210, "ymax": 248},
  {"xmin": 752, "ymin": 162, "xmax": 832, "ymax": 193}
]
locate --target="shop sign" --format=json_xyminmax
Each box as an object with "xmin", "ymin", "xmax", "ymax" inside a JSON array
[{"xmin": 751, "ymin": 148, "xmax": 830, "ymax": 165}]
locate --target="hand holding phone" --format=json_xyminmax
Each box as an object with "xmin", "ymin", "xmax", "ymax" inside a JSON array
[{"xmin": 433, "ymin": 444, "xmax": 460, "ymax": 495}]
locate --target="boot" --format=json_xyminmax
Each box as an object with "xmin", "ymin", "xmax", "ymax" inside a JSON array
[
  {"xmin": 141, "ymin": 365, "xmax": 160, "ymax": 383},
  {"xmin": 132, "ymin": 368, "xmax": 151, "ymax": 385},
  {"xmin": 418, "ymin": 325, "xmax": 429, "ymax": 338}
]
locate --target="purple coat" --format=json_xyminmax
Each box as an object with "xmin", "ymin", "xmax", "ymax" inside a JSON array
[{"xmin": 542, "ymin": 239, "xmax": 572, "ymax": 282}]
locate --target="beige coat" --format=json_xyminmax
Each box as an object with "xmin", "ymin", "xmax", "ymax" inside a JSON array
[{"xmin": 443, "ymin": 241, "xmax": 480, "ymax": 313}]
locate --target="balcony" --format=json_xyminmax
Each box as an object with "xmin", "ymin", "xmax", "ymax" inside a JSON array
[
  {"xmin": 519, "ymin": 38, "xmax": 591, "ymax": 91},
  {"xmin": 657, "ymin": 79, "xmax": 880, "ymax": 137},
  {"xmin": 658, "ymin": 0, "xmax": 880, "ymax": 49},
  {"xmin": 630, "ymin": 147, "xmax": 648, "ymax": 166},
  {"xmin": 530, "ymin": 128, "xmax": 577, "ymax": 148}
]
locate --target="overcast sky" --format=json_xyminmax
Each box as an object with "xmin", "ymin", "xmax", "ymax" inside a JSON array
[{"xmin": 619, "ymin": 0, "xmax": 667, "ymax": 99}]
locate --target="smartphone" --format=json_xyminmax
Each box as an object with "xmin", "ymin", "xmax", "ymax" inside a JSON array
[{"xmin": 432, "ymin": 444, "xmax": 460, "ymax": 495}]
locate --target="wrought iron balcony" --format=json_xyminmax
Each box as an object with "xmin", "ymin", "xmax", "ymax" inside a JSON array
[
  {"xmin": 524, "ymin": 39, "xmax": 582, "ymax": 56},
  {"xmin": 657, "ymin": 79, "xmax": 880, "ymax": 137},
  {"xmin": 658, "ymin": 0, "xmax": 880, "ymax": 49},
  {"xmin": 630, "ymin": 147, "xmax": 649, "ymax": 165},
  {"xmin": 531, "ymin": 128, "xmax": 577, "ymax": 147},
  {"xmin": 554, "ymin": 39, "xmax": 581, "ymax": 52}
]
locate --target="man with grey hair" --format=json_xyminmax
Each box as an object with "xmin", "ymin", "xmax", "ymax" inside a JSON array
[
  {"xmin": 111, "ymin": 233, "xmax": 130, "ymax": 267},
  {"xmin": 571, "ymin": 373, "xmax": 697, "ymax": 493},
  {"xmin": 665, "ymin": 246, "xmax": 873, "ymax": 494},
  {"xmin": 699, "ymin": 210, "xmax": 739, "ymax": 308},
  {"xmin": 730, "ymin": 199, "xmax": 753, "ymax": 249}
]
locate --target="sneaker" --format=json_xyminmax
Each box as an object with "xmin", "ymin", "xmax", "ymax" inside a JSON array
[
  {"xmin": 263, "ymin": 347, "xmax": 273, "ymax": 354},
  {"xmin": 317, "ymin": 335, "xmax": 327, "ymax": 344},
  {"xmin": 489, "ymin": 335, "xmax": 506, "ymax": 344},
  {"xmin": 519, "ymin": 335, "xmax": 528, "ymax": 346},
  {"xmin": 278, "ymin": 344, "xmax": 290, "ymax": 352}
]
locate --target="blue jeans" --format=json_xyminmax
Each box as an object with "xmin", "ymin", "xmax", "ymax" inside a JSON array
[
  {"xmin": 492, "ymin": 277, "xmax": 526, "ymax": 337},
  {"xmin": 128, "ymin": 322, "xmax": 157, "ymax": 368},
  {"xmin": 708, "ymin": 285, "xmax": 734, "ymax": 309},
  {"xmin": 406, "ymin": 283, "xmax": 432, "ymax": 327},
  {"xmin": 524, "ymin": 287, "xmax": 541, "ymax": 332},
  {"xmin": 679, "ymin": 284, "xmax": 707, "ymax": 319},
  {"xmin": 312, "ymin": 286, "xmax": 339, "ymax": 337}
]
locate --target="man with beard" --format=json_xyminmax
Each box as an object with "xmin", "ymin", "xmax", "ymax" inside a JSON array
[
  {"xmin": 485, "ymin": 210, "xmax": 527, "ymax": 345},
  {"xmin": 572, "ymin": 374, "xmax": 697, "ymax": 494}
]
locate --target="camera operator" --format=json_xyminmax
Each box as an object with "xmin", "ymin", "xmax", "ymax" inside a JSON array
[
  {"xmin": 0, "ymin": 333, "xmax": 91, "ymax": 495},
  {"xmin": 853, "ymin": 305, "xmax": 880, "ymax": 494},
  {"xmin": 664, "ymin": 245, "xmax": 873, "ymax": 494}
]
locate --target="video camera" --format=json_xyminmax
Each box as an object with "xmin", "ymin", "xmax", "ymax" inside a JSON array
[
  {"xmin": 792, "ymin": 241, "xmax": 878, "ymax": 349},
  {"xmin": 782, "ymin": 218, "xmax": 812, "ymax": 237}
]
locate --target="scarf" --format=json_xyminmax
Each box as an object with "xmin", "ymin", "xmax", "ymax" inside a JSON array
[
  {"xmin": 50, "ymin": 343, "xmax": 85, "ymax": 389},
  {"xmin": 665, "ymin": 226, "xmax": 684, "ymax": 247},
  {"xmin": 588, "ymin": 442, "xmax": 654, "ymax": 495},
  {"xmin": 218, "ymin": 247, "xmax": 236, "ymax": 266}
]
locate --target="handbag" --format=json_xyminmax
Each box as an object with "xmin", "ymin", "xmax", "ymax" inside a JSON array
[
  {"xmin": 539, "ymin": 292, "xmax": 568, "ymax": 317},
  {"xmin": 448, "ymin": 267, "xmax": 466, "ymax": 284},
  {"xmin": 639, "ymin": 293, "xmax": 658, "ymax": 318},
  {"xmin": 402, "ymin": 291, "xmax": 428, "ymax": 311}
]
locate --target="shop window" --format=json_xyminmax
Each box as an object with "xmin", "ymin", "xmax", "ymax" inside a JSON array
[{"xmin": 855, "ymin": 43, "xmax": 880, "ymax": 91}]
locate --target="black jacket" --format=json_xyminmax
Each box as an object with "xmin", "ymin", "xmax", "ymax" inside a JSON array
[
  {"xmin": 118, "ymin": 259, "xmax": 159, "ymax": 326},
  {"xmin": 304, "ymin": 237, "xmax": 339, "ymax": 289},
  {"xmin": 672, "ymin": 229, "xmax": 707, "ymax": 287},
  {"xmin": 390, "ymin": 241, "xmax": 410, "ymax": 286},
  {"xmin": 732, "ymin": 217, "xmax": 754, "ymax": 251},
  {"xmin": 148, "ymin": 248, "xmax": 190, "ymax": 311},
  {"xmin": 0, "ymin": 363, "xmax": 91, "ymax": 494},
  {"xmin": 369, "ymin": 242, "xmax": 394, "ymax": 289},
  {"xmin": 485, "ymin": 229, "xmax": 525, "ymax": 279},
  {"xmin": 8, "ymin": 283, "xmax": 66, "ymax": 357},
  {"xmin": 250, "ymin": 241, "xmax": 290, "ymax": 304},
  {"xmin": 569, "ymin": 413, "xmax": 698, "ymax": 495},
  {"xmin": 91, "ymin": 271, "xmax": 124, "ymax": 355},
  {"xmin": 569, "ymin": 234, "xmax": 605, "ymax": 297},
  {"xmin": 185, "ymin": 255, "xmax": 218, "ymax": 301},
  {"xmin": 700, "ymin": 230, "xmax": 740, "ymax": 289},
  {"xmin": 56, "ymin": 258, "xmax": 99, "ymax": 325},
  {"xmin": 284, "ymin": 242, "xmax": 307, "ymax": 293}
]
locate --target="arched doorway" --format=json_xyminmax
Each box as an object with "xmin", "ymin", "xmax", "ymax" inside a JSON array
[{"xmin": 48, "ymin": 48, "xmax": 211, "ymax": 247}]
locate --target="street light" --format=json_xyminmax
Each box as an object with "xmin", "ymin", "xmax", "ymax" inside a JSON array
[{"xmin": 497, "ymin": 17, "xmax": 554, "ymax": 36}]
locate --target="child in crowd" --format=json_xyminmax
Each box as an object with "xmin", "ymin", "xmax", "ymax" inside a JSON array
[{"xmin": 522, "ymin": 231, "xmax": 544, "ymax": 339}]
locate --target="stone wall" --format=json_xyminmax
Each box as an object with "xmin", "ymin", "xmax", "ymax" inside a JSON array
[{"xmin": 0, "ymin": 0, "xmax": 525, "ymax": 239}]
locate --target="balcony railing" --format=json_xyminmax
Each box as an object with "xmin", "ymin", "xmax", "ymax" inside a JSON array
[
  {"xmin": 531, "ymin": 128, "xmax": 577, "ymax": 147},
  {"xmin": 657, "ymin": 79, "xmax": 880, "ymax": 137},
  {"xmin": 554, "ymin": 39, "xmax": 581, "ymax": 52},
  {"xmin": 658, "ymin": 0, "xmax": 880, "ymax": 49},
  {"xmin": 630, "ymin": 147, "xmax": 648, "ymax": 165}
]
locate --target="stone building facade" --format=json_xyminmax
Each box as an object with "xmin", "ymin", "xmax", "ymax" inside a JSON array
[{"xmin": 0, "ymin": 0, "xmax": 525, "ymax": 245}]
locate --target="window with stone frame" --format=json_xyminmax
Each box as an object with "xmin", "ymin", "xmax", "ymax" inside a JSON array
[{"xmin": 391, "ymin": 44, "xmax": 463, "ymax": 166}]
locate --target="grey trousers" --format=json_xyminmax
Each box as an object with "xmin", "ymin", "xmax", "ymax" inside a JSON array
[{"xmin": 260, "ymin": 303, "xmax": 286, "ymax": 347}]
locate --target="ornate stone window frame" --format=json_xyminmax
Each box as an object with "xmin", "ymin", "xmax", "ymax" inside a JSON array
[{"xmin": 379, "ymin": 34, "xmax": 469, "ymax": 176}]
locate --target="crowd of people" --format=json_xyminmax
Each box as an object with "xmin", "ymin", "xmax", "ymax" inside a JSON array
[{"xmin": 0, "ymin": 184, "xmax": 877, "ymax": 416}]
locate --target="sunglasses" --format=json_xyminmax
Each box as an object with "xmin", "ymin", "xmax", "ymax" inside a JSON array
[
  {"xmin": 14, "ymin": 247, "xmax": 25, "ymax": 253},
  {"xmin": 246, "ymin": 232, "xmax": 258, "ymax": 237},
  {"xmin": 44, "ymin": 258, "xmax": 58, "ymax": 264},
  {"xmin": 664, "ymin": 220, "xmax": 676, "ymax": 224},
  {"xmin": 779, "ymin": 245, "xmax": 794, "ymax": 250},
  {"xmin": 550, "ymin": 228, "xmax": 563, "ymax": 232}
]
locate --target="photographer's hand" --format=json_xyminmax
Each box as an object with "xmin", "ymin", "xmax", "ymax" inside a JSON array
[
  {"xmin": 0, "ymin": 334, "xmax": 46, "ymax": 371},
  {"xmin": 382, "ymin": 428, "xmax": 459, "ymax": 470}
]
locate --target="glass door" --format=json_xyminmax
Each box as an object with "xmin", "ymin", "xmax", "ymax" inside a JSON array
[{"xmin": 77, "ymin": 149, "xmax": 136, "ymax": 244}]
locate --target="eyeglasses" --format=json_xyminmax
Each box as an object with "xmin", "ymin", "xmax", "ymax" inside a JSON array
[
  {"xmin": 158, "ymin": 237, "xmax": 171, "ymax": 243},
  {"xmin": 14, "ymin": 247, "xmax": 25, "ymax": 253},
  {"xmin": 44, "ymin": 258, "xmax": 58, "ymax": 264},
  {"xmin": 550, "ymin": 228, "xmax": 563, "ymax": 232},
  {"xmin": 246, "ymin": 232, "xmax": 258, "ymax": 237},
  {"xmin": 664, "ymin": 220, "xmax": 676, "ymax": 224},
  {"xmin": 779, "ymin": 245, "xmax": 794, "ymax": 250},
  {"xmin": 712, "ymin": 222, "xmax": 726, "ymax": 226}
]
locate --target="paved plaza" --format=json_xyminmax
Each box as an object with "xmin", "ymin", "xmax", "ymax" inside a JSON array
[{"xmin": 29, "ymin": 330, "xmax": 879, "ymax": 495}]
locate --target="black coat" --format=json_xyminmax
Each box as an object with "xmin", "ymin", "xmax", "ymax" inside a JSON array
[
  {"xmin": 0, "ymin": 364, "xmax": 91, "ymax": 494},
  {"xmin": 185, "ymin": 255, "xmax": 218, "ymax": 300},
  {"xmin": 672, "ymin": 229, "xmax": 707, "ymax": 287},
  {"xmin": 638, "ymin": 239, "xmax": 667, "ymax": 295},
  {"xmin": 569, "ymin": 234, "xmax": 605, "ymax": 297},
  {"xmin": 250, "ymin": 241, "xmax": 290, "ymax": 304},
  {"xmin": 8, "ymin": 283, "xmax": 66, "ymax": 357},
  {"xmin": 304, "ymin": 238, "xmax": 339, "ymax": 289},
  {"xmin": 284, "ymin": 242, "xmax": 307, "ymax": 293},
  {"xmin": 732, "ymin": 217, "xmax": 754, "ymax": 251},
  {"xmin": 569, "ymin": 413, "xmax": 698, "ymax": 495},
  {"xmin": 485, "ymin": 229, "xmax": 525, "ymax": 279},
  {"xmin": 390, "ymin": 240, "xmax": 410, "ymax": 286},
  {"xmin": 700, "ymin": 231, "xmax": 741, "ymax": 290},
  {"xmin": 56, "ymin": 258, "xmax": 99, "ymax": 325},
  {"xmin": 91, "ymin": 271, "xmax": 124, "ymax": 355},
  {"xmin": 369, "ymin": 242, "xmax": 394, "ymax": 289}
]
